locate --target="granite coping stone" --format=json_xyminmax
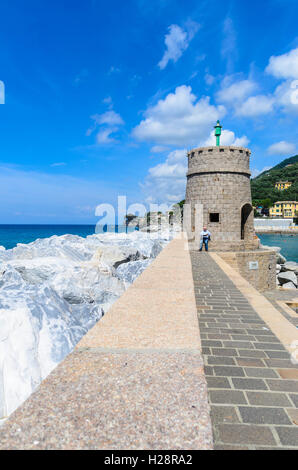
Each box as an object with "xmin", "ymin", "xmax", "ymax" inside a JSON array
[{"xmin": 0, "ymin": 350, "xmax": 212, "ymax": 450}]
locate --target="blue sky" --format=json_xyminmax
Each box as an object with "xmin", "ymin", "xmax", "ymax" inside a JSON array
[{"xmin": 0, "ymin": 0, "xmax": 298, "ymax": 223}]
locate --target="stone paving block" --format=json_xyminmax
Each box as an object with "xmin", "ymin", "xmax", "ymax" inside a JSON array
[
  {"xmin": 223, "ymin": 341, "xmax": 254, "ymax": 349},
  {"xmin": 254, "ymin": 343, "xmax": 286, "ymax": 351},
  {"xmin": 208, "ymin": 334, "xmax": 231, "ymax": 340},
  {"xmin": 266, "ymin": 380, "xmax": 298, "ymax": 393},
  {"xmin": 204, "ymin": 366, "xmax": 213, "ymax": 376},
  {"xmin": 287, "ymin": 408, "xmax": 298, "ymax": 425},
  {"xmin": 216, "ymin": 424, "xmax": 277, "ymax": 446},
  {"xmin": 254, "ymin": 336, "xmax": 281, "ymax": 343},
  {"xmin": 246, "ymin": 391, "xmax": 293, "ymax": 407},
  {"xmin": 236, "ymin": 358, "xmax": 265, "ymax": 367},
  {"xmin": 289, "ymin": 394, "xmax": 298, "ymax": 407},
  {"xmin": 244, "ymin": 368, "xmax": 279, "ymax": 379},
  {"xmin": 265, "ymin": 351, "xmax": 291, "ymax": 359},
  {"xmin": 214, "ymin": 444, "xmax": 250, "ymax": 450},
  {"xmin": 265, "ymin": 359, "xmax": 298, "ymax": 369},
  {"xmin": 209, "ymin": 390, "xmax": 247, "ymax": 405},
  {"xmin": 211, "ymin": 348, "xmax": 238, "ymax": 357},
  {"xmin": 248, "ymin": 329, "xmax": 275, "ymax": 336},
  {"xmin": 231, "ymin": 335, "xmax": 257, "ymax": 341},
  {"xmin": 210, "ymin": 406, "xmax": 240, "ymax": 424},
  {"xmin": 200, "ymin": 328, "xmax": 221, "ymax": 334},
  {"xmin": 238, "ymin": 407, "xmax": 291, "ymax": 425},
  {"xmin": 202, "ymin": 347, "xmax": 211, "ymax": 355},
  {"xmin": 237, "ymin": 350, "xmax": 267, "ymax": 358},
  {"xmin": 213, "ymin": 366, "xmax": 245, "ymax": 377},
  {"xmin": 206, "ymin": 377, "xmax": 231, "ymax": 389},
  {"xmin": 221, "ymin": 328, "xmax": 247, "ymax": 335},
  {"xmin": 277, "ymin": 369, "xmax": 298, "ymax": 380},
  {"xmin": 232, "ymin": 378, "xmax": 268, "ymax": 390},
  {"xmin": 207, "ymin": 357, "xmax": 236, "ymax": 366},
  {"xmin": 201, "ymin": 340, "xmax": 223, "ymax": 348},
  {"xmin": 275, "ymin": 427, "xmax": 298, "ymax": 447}
]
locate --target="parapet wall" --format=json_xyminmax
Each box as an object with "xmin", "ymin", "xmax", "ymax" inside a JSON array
[
  {"xmin": 219, "ymin": 250, "xmax": 277, "ymax": 292},
  {"xmin": 187, "ymin": 146, "xmax": 251, "ymax": 177}
]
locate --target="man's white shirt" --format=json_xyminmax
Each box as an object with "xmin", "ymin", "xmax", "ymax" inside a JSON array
[{"xmin": 201, "ymin": 230, "xmax": 211, "ymax": 239}]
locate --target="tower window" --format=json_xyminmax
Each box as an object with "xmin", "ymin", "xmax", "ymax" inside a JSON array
[{"xmin": 210, "ymin": 213, "xmax": 220, "ymax": 223}]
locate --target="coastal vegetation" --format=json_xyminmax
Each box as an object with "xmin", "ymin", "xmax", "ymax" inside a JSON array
[{"xmin": 251, "ymin": 155, "xmax": 298, "ymax": 208}]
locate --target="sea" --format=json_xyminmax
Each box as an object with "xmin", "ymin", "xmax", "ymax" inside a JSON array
[
  {"xmin": 258, "ymin": 233, "xmax": 298, "ymax": 263},
  {"xmin": 0, "ymin": 225, "xmax": 296, "ymax": 263},
  {"xmin": 0, "ymin": 224, "xmax": 136, "ymax": 250}
]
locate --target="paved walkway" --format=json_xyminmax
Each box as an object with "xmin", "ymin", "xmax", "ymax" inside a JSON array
[{"xmin": 191, "ymin": 252, "xmax": 298, "ymax": 450}]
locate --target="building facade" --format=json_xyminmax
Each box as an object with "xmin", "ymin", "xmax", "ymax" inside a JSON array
[
  {"xmin": 275, "ymin": 181, "xmax": 292, "ymax": 191},
  {"xmin": 270, "ymin": 201, "xmax": 298, "ymax": 218}
]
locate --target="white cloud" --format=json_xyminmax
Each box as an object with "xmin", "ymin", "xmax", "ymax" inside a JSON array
[
  {"xmin": 158, "ymin": 22, "xmax": 200, "ymax": 70},
  {"xmin": 108, "ymin": 66, "xmax": 121, "ymax": 75},
  {"xmin": 132, "ymin": 85, "xmax": 225, "ymax": 147},
  {"xmin": 266, "ymin": 47, "xmax": 298, "ymax": 79},
  {"xmin": 87, "ymin": 110, "xmax": 124, "ymax": 145},
  {"xmin": 274, "ymin": 79, "xmax": 298, "ymax": 114},
  {"xmin": 221, "ymin": 16, "xmax": 237, "ymax": 72},
  {"xmin": 0, "ymin": 80, "xmax": 4, "ymax": 104},
  {"xmin": 96, "ymin": 128, "xmax": 117, "ymax": 144},
  {"xmin": 205, "ymin": 73, "xmax": 215, "ymax": 86},
  {"xmin": 235, "ymin": 95, "xmax": 274, "ymax": 117},
  {"xmin": 150, "ymin": 145, "xmax": 169, "ymax": 153},
  {"xmin": 140, "ymin": 149, "xmax": 187, "ymax": 205},
  {"xmin": 216, "ymin": 79, "xmax": 257, "ymax": 104},
  {"xmin": 91, "ymin": 111, "xmax": 124, "ymax": 126},
  {"xmin": 102, "ymin": 96, "xmax": 113, "ymax": 109},
  {"xmin": 50, "ymin": 162, "xmax": 66, "ymax": 167},
  {"xmin": 251, "ymin": 166, "xmax": 272, "ymax": 178},
  {"xmin": 202, "ymin": 129, "xmax": 249, "ymax": 147},
  {"xmin": 267, "ymin": 141, "xmax": 296, "ymax": 156}
]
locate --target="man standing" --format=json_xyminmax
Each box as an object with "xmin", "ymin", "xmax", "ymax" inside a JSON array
[{"xmin": 200, "ymin": 226, "xmax": 211, "ymax": 252}]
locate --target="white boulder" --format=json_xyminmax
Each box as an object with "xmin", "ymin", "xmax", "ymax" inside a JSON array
[
  {"xmin": 0, "ymin": 231, "xmax": 169, "ymax": 420},
  {"xmin": 281, "ymin": 281, "xmax": 297, "ymax": 290},
  {"xmin": 278, "ymin": 271, "xmax": 298, "ymax": 287}
]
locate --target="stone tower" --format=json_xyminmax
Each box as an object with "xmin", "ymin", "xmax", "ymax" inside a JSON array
[{"xmin": 185, "ymin": 134, "xmax": 257, "ymax": 251}]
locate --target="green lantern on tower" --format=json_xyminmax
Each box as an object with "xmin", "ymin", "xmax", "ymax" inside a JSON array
[{"xmin": 214, "ymin": 120, "xmax": 222, "ymax": 146}]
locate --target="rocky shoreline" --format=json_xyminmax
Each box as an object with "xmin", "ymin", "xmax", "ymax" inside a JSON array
[
  {"xmin": 0, "ymin": 231, "xmax": 175, "ymax": 421},
  {"xmin": 261, "ymin": 244, "xmax": 298, "ymax": 290}
]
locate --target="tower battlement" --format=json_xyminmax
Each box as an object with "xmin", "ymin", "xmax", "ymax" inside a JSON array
[{"xmin": 187, "ymin": 146, "xmax": 251, "ymax": 178}]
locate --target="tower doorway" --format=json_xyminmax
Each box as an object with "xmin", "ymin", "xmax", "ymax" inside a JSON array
[{"xmin": 241, "ymin": 204, "xmax": 253, "ymax": 240}]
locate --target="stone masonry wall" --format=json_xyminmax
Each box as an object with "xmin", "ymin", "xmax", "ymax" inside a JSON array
[
  {"xmin": 219, "ymin": 250, "xmax": 277, "ymax": 292},
  {"xmin": 185, "ymin": 146, "xmax": 254, "ymax": 250}
]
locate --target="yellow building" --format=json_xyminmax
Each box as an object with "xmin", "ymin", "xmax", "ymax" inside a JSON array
[
  {"xmin": 275, "ymin": 181, "xmax": 292, "ymax": 191},
  {"xmin": 270, "ymin": 201, "xmax": 298, "ymax": 218}
]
